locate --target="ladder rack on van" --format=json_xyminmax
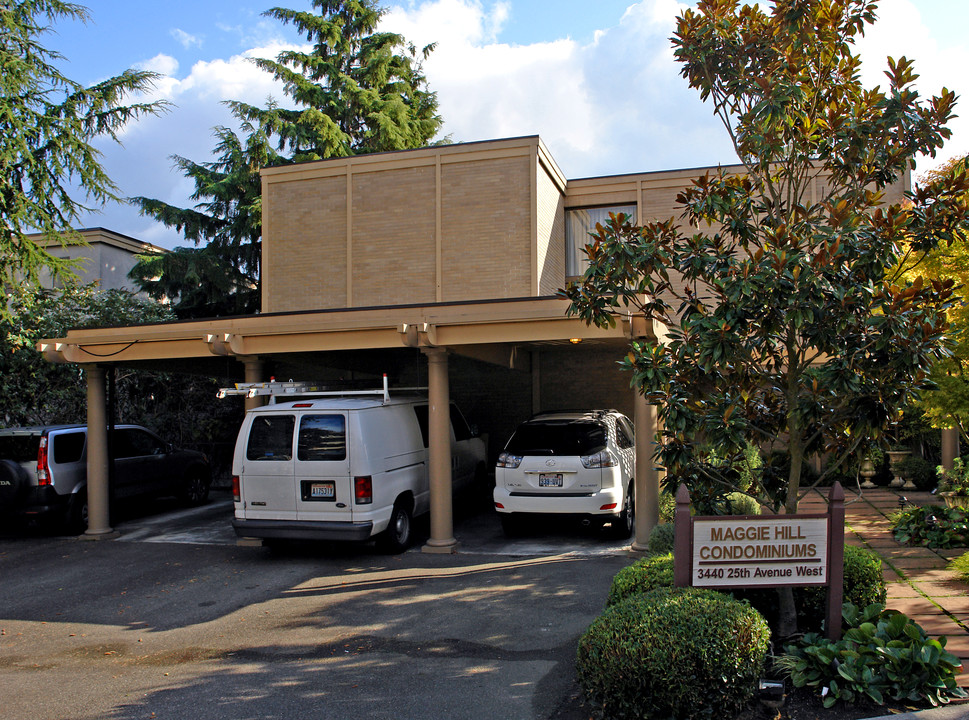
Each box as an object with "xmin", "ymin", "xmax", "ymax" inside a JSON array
[{"xmin": 216, "ymin": 375, "xmax": 426, "ymax": 404}]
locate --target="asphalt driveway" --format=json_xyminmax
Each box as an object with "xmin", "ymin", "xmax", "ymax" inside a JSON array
[{"xmin": 0, "ymin": 498, "xmax": 630, "ymax": 720}]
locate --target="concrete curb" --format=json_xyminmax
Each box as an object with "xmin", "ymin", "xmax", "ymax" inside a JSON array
[{"xmin": 864, "ymin": 704, "xmax": 969, "ymax": 720}]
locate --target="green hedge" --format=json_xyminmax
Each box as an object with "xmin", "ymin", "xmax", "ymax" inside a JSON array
[
  {"xmin": 797, "ymin": 545, "xmax": 886, "ymax": 628},
  {"xmin": 607, "ymin": 553, "xmax": 673, "ymax": 607},
  {"xmin": 577, "ymin": 587, "xmax": 770, "ymax": 719},
  {"xmin": 606, "ymin": 545, "xmax": 885, "ymax": 634}
]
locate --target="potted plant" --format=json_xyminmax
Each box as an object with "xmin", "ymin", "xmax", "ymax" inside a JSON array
[{"xmin": 937, "ymin": 458, "xmax": 969, "ymax": 509}]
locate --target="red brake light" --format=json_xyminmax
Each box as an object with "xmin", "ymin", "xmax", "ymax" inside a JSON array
[
  {"xmin": 600, "ymin": 503, "xmax": 618, "ymax": 511},
  {"xmin": 232, "ymin": 475, "xmax": 241, "ymax": 502},
  {"xmin": 354, "ymin": 476, "xmax": 373, "ymax": 504},
  {"xmin": 37, "ymin": 436, "xmax": 51, "ymax": 486}
]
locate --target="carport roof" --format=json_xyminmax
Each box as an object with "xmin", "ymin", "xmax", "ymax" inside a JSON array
[{"xmin": 37, "ymin": 296, "xmax": 662, "ymax": 369}]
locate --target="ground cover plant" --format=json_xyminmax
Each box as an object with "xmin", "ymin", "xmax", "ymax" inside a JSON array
[
  {"xmin": 777, "ymin": 603, "xmax": 967, "ymax": 709},
  {"xmin": 891, "ymin": 505, "xmax": 969, "ymax": 548}
]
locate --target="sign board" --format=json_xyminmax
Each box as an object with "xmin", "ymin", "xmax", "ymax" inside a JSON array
[
  {"xmin": 691, "ymin": 516, "xmax": 828, "ymax": 587},
  {"xmin": 673, "ymin": 482, "xmax": 846, "ymax": 641}
]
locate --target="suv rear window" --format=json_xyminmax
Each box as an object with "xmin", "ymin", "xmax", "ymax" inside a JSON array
[
  {"xmin": 247, "ymin": 415, "xmax": 295, "ymax": 461},
  {"xmin": 505, "ymin": 420, "xmax": 607, "ymax": 457},
  {"xmin": 297, "ymin": 415, "xmax": 347, "ymax": 461},
  {"xmin": 0, "ymin": 433, "xmax": 40, "ymax": 462}
]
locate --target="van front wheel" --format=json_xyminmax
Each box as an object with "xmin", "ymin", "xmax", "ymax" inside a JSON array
[{"xmin": 378, "ymin": 501, "xmax": 412, "ymax": 553}]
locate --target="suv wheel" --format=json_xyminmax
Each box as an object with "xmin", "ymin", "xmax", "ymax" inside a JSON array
[
  {"xmin": 378, "ymin": 500, "xmax": 413, "ymax": 554},
  {"xmin": 0, "ymin": 460, "xmax": 28, "ymax": 507},
  {"xmin": 181, "ymin": 470, "xmax": 211, "ymax": 506},
  {"xmin": 67, "ymin": 492, "xmax": 88, "ymax": 534},
  {"xmin": 500, "ymin": 513, "xmax": 521, "ymax": 538},
  {"xmin": 610, "ymin": 483, "xmax": 634, "ymax": 540}
]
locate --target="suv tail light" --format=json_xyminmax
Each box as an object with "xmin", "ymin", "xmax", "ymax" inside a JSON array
[
  {"xmin": 354, "ymin": 476, "xmax": 373, "ymax": 504},
  {"xmin": 581, "ymin": 448, "xmax": 619, "ymax": 469},
  {"xmin": 496, "ymin": 452, "xmax": 523, "ymax": 469},
  {"xmin": 232, "ymin": 475, "xmax": 241, "ymax": 502},
  {"xmin": 37, "ymin": 436, "xmax": 51, "ymax": 486}
]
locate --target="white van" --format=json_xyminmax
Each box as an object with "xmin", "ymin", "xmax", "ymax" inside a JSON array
[{"xmin": 228, "ymin": 384, "xmax": 486, "ymax": 552}]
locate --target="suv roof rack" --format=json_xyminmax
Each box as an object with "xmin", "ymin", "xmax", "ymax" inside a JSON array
[
  {"xmin": 529, "ymin": 409, "xmax": 618, "ymax": 420},
  {"xmin": 217, "ymin": 374, "xmax": 426, "ymax": 404}
]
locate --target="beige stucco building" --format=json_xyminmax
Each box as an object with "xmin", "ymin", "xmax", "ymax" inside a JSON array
[
  {"xmin": 37, "ymin": 135, "xmax": 913, "ymax": 550},
  {"xmin": 27, "ymin": 227, "xmax": 164, "ymax": 293}
]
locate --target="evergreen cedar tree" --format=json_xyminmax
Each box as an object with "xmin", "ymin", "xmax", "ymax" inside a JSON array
[
  {"xmin": 128, "ymin": 0, "xmax": 444, "ymax": 318},
  {"xmin": 564, "ymin": 0, "xmax": 969, "ymax": 517},
  {"xmin": 0, "ymin": 0, "xmax": 168, "ymax": 312}
]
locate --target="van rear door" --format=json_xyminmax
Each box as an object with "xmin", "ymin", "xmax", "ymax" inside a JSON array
[
  {"xmin": 294, "ymin": 413, "xmax": 352, "ymax": 523},
  {"xmin": 240, "ymin": 414, "xmax": 297, "ymax": 520}
]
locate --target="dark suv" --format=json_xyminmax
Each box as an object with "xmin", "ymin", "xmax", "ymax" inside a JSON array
[{"xmin": 0, "ymin": 424, "xmax": 211, "ymax": 531}]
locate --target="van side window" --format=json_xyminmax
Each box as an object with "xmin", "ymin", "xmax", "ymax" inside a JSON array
[
  {"xmin": 52, "ymin": 432, "xmax": 85, "ymax": 464},
  {"xmin": 297, "ymin": 415, "xmax": 347, "ymax": 461},
  {"xmin": 247, "ymin": 415, "xmax": 295, "ymax": 461},
  {"xmin": 450, "ymin": 404, "xmax": 472, "ymax": 441},
  {"xmin": 413, "ymin": 406, "xmax": 429, "ymax": 448}
]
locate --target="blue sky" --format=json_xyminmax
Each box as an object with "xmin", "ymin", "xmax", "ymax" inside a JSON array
[{"xmin": 46, "ymin": 0, "xmax": 969, "ymax": 249}]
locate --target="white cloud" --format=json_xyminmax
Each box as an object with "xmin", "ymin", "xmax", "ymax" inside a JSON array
[
  {"xmin": 171, "ymin": 28, "xmax": 203, "ymax": 50},
  {"xmin": 75, "ymin": 0, "xmax": 969, "ymax": 247},
  {"xmin": 384, "ymin": 0, "xmax": 730, "ymax": 177}
]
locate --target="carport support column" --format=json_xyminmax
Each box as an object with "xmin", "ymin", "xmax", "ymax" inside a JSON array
[
  {"xmin": 631, "ymin": 391, "xmax": 660, "ymax": 552},
  {"xmin": 422, "ymin": 347, "xmax": 459, "ymax": 553},
  {"xmin": 942, "ymin": 428, "xmax": 960, "ymax": 472},
  {"xmin": 242, "ymin": 357, "xmax": 266, "ymax": 411},
  {"xmin": 85, "ymin": 365, "xmax": 113, "ymax": 536}
]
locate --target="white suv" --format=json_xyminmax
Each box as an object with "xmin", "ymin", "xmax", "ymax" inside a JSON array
[{"xmin": 493, "ymin": 410, "xmax": 636, "ymax": 538}]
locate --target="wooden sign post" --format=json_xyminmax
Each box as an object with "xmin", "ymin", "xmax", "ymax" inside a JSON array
[{"xmin": 674, "ymin": 482, "xmax": 846, "ymax": 640}]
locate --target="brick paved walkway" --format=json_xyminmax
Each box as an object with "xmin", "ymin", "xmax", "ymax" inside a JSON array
[{"xmin": 800, "ymin": 486, "xmax": 969, "ymax": 689}]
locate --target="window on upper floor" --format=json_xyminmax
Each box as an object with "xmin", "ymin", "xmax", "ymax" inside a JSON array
[{"xmin": 565, "ymin": 204, "xmax": 637, "ymax": 277}]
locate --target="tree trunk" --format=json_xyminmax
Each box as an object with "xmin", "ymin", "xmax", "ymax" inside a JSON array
[{"xmin": 776, "ymin": 585, "xmax": 798, "ymax": 639}]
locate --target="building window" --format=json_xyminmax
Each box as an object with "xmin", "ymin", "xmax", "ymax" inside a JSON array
[{"xmin": 565, "ymin": 204, "xmax": 636, "ymax": 277}]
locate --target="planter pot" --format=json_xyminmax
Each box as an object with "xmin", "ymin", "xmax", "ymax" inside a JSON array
[
  {"xmin": 939, "ymin": 492, "xmax": 969, "ymax": 510},
  {"xmin": 887, "ymin": 450, "xmax": 912, "ymax": 489}
]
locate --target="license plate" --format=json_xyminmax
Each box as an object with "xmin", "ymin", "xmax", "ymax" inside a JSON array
[
  {"xmin": 310, "ymin": 482, "xmax": 335, "ymax": 498},
  {"xmin": 539, "ymin": 473, "xmax": 563, "ymax": 487}
]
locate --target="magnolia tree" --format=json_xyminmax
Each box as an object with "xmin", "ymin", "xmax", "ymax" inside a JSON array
[{"xmin": 565, "ymin": 0, "xmax": 969, "ymax": 520}]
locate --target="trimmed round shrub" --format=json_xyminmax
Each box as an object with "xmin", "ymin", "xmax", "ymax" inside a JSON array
[
  {"xmin": 647, "ymin": 523, "xmax": 675, "ymax": 554},
  {"xmin": 898, "ymin": 455, "xmax": 938, "ymax": 491},
  {"xmin": 607, "ymin": 553, "xmax": 673, "ymax": 607},
  {"xmin": 725, "ymin": 491, "xmax": 762, "ymax": 516},
  {"xmin": 577, "ymin": 587, "xmax": 771, "ymax": 720}
]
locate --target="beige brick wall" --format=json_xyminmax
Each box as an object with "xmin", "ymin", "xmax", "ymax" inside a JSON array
[
  {"xmin": 351, "ymin": 165, "xmax": 437, "ymax": 306},
  {"xmin": 538, "ymin": 345, "xmax": 634, "ymax": 417},
  {"xmin": 265, "ymin": 176, "xmax": 347, "ymax": 312},
  {"xmin": 536, "ymin": 163, "xmax": 566, "ymax": 296},
  {"xmin": 440, "ymin": 156, "xmax": 532, "ymax": 302}
]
